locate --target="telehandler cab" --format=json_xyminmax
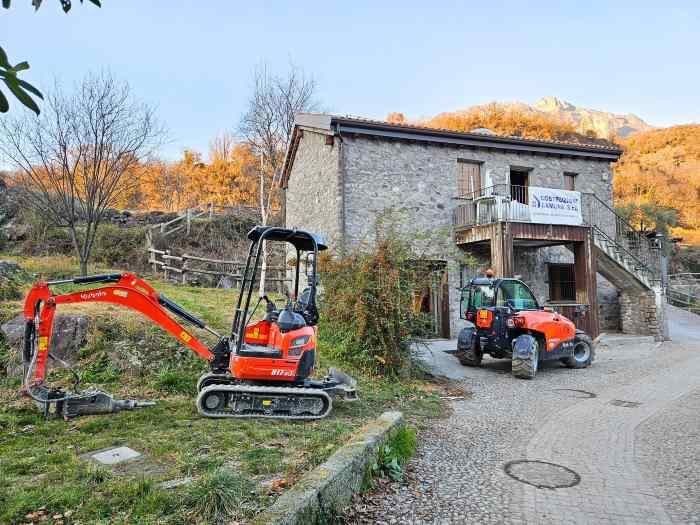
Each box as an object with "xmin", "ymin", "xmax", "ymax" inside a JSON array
[
  {"xmin": 456, "ymin": 276, "xmax": 594, "ymax": 379},
  {"xmin": 21, "ymin": 226, "xmax": 357, "ymax": 419}
]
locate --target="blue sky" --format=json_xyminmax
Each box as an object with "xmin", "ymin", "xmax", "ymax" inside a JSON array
[{"xmin": 3, "ymin": 1, "xmax": 699, "ymax": 160}]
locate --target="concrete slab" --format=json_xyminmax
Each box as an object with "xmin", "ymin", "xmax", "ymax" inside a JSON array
[{"xmin": 89, "ymin": 446, "xmax": 141, "ymax": 465}]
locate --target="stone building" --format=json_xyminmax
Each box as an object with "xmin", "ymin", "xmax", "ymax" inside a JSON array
[{"xmin": 282, "ymin": 113, "xmax": 667, "ymax": 340}]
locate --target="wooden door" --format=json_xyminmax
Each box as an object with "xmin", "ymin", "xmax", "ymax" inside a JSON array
[{"xmin": 458, "ymin": 161, "xmax": 481, "ymax": 197}]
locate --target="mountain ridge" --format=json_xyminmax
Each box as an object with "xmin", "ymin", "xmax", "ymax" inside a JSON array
[{"xmin": 426, "ymin": 97, "xmax": 655, "ymax": 139}]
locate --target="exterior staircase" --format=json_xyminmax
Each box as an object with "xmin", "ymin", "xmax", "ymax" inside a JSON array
[
  {"xmin": 581, "ymin": 193, "xmax": 667, "ymax": 340},
  {"xmin": 583, "ymin": 194, "xmax": 661, "ymax": 292}
]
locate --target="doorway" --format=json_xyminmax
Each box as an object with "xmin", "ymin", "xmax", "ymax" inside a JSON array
[
  {"xmin": 510, "ymin": 168, "xmax": 529, "ymax": 204},
  {"xmin": 413, "ymin": 262, "xmax": 450, "ymax": 338}
]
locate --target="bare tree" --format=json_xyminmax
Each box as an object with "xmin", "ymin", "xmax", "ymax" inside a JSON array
[
  {"xmin": 238, "ymin": 63, "xmax": 319, "ymax": 295},
  {"xmin": 0, "ymin": 72, "xmax": 162, "ymax": 275}
]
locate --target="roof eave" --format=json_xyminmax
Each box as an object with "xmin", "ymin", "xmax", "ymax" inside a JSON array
[{"xmin": 331, "ymin": 117, "xmax": 622, "ymax": 161}]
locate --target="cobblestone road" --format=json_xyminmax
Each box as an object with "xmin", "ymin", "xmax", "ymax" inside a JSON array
[{"xmin": 349, "ymin": 306, "xmax": 700, "ymax": 524}]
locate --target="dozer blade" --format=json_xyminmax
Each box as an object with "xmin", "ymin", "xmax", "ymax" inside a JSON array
[
  {"xmin": 327, "ymin": 367, "xmax": 358, "ymax": 401},
  {"xmin": 196, "ymin": 384, "xmax": 332, "ymax": 420}
]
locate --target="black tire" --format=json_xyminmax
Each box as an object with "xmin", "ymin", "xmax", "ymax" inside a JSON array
[
  {"xmin": 561, "ymin": 332, "xmax": 595, "ymax": 369},
  {"xmin": 457, "ymin": 340, "xmax": 482, "ymax": 367},
  {"xmin": 512, "ymin": 334, "xmax": 539, "ymax": 379}
]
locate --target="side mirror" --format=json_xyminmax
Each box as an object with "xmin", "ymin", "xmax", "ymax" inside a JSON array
[{"xmin": 305, "ymin": 252, "xmax": 315, "ymax": 280}]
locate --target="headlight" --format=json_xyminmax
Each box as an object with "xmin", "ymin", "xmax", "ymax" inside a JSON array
[{"xmin": 291, "ymin": 335, "xmax": 311, "ymax": 348}]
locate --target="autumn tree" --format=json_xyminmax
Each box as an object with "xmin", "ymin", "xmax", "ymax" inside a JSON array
[
  {"xmin": 238, "ymin": 63, "xmax": 320, "ymax": 294},
  {"xmin": 0, "ymin": 72, "xmax": 162, "ymax": 275}
]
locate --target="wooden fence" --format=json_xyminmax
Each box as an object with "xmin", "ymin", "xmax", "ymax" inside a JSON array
[{"xmin": 147, "ymin": 248, "xmax": 290, "ymax": 290}]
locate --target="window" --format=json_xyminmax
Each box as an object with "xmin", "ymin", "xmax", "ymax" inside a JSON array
[
  {"xmin": 564, "ymin": 172, "xmax": 577, "ymax": 191},
  {"xmin": 496, "ymin": 280, "xmax": 539, "ymax": 310},
  {"xmin": 470, "ymin": 284, "xmax": 496, "ymax": 309},
  {"xmin": 548, "ymin": 264, "xmax": 576, "ymax": 302},
  {"xmin": 457, "ymin": 160, "xmax": 482, "ymax": 197}
]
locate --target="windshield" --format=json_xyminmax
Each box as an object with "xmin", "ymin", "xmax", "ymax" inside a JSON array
[
  {"xmin": 497, "ymin": 280, "xmax": 538, "ymax": 310},
  {"xmin": 470, "ymin": 285, "xmax": 496, "ymax": 309}
]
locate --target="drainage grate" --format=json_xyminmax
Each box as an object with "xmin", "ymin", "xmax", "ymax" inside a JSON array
[
  {"xmin": 609, "ymin": 399, "xmax": 642, "ymax": 408},
  {"xmin": 503, "ymin": 460, "xmax": 581, "ymax": 489},
  {"xmin": 551, "ymin": 388, "xmax": 597, "ymax": 399}
]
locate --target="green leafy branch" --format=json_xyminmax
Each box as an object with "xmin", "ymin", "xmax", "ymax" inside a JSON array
[
  {"xmin": 1, "ymin": 0, "xmax": 102, "ymax": 115},
  {"xmin": 0, "ymin": 46, "xmax": 43, "ymax": 114}
]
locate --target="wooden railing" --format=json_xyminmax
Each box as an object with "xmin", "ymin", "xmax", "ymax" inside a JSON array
[{"xmin": 147, "ymin": 248, "xmax": 290, "ymax": 289}]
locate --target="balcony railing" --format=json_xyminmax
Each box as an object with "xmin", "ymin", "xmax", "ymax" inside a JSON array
[{"xmin": 453, "ymin": 184, "xmax": 662, "ymax": 280}]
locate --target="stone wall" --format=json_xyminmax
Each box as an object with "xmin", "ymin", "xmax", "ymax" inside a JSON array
[
  {"xmin": 286, "ymin": 131, "xmax": 341, "ymax": 247},
  {"xmin": 340, "ymin": 135, "xmax": 614, "ymax": 336},
  {"xmin": 620, "ymin": 288, "xmax": 666, "ymax": 341}
]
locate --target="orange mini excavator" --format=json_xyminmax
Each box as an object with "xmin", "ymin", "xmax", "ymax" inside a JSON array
[{"xmin": 21, "ymin": 226, "xmax": 357, "ymax": 420}]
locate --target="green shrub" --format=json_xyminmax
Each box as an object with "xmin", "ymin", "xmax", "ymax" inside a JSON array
[
  {"xmin": 319, "ymin": 228, "xmax": 432, "ymax": 376},
  {"xmin": 91, "ymin": 223, "xmax": 147, "ymax": 269}
]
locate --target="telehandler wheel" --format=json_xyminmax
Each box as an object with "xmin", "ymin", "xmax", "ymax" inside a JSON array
[
  {"xmin": 561, "ymin": 332, "xmax": 595, "ymax": 369},
  {"xmin": 511, "ymin": 334, "xmax": 539, "ymax": 379},
  {"xmin": 457, "ymin": 340, "xmax": 482, "ymax": 367}
]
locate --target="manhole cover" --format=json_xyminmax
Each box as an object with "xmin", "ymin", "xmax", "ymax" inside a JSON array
[
  {"xmin": 504, "ymin": 460, "xmax": 581, "ymax": 489},
  {"xmin": 551, "ymin": 388, "xmax": 597, "ymax": 399},
  {"xmin": 609, "ymin": 399, "xmax": 642, "ymax": 408}
]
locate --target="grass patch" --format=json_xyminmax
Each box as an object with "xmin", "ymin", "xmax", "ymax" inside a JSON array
[
  {"xmin": 0, "ymin": 255, "xmax": 446, "ymax": 524},
  {"xmin": 181, "ymin": 468, "xmax": 260, "ymax": 524}
]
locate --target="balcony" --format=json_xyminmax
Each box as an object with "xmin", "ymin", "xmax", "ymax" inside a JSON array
[
  {"xmin": 452, "ymin": 183, "xmax": 662, "ymax": 285},
  {"xmin": 452, "ymin": 184, "xmax": 584, "ymax": 229}
]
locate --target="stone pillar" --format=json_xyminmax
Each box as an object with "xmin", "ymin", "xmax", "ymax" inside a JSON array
[{"xmin": 619, "ymin": 288, "xmax": 667, "ymax": 342}]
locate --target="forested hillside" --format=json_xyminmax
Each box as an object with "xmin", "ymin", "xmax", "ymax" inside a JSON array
[
  {"xmin": 419, "ymin": 103, "xmax": 610, "ymax": 145},
  {"xmin": 614, "ymin": 125, "xmax": 700, "ymax": 244}
]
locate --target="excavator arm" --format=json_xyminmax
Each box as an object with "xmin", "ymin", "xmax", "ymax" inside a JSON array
[{"xmin": 22, "ymin": 272, "xmax": 222, "ymax": 418}]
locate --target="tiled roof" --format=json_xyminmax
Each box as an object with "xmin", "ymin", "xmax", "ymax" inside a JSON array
[{"xmin": 326, "ymin": 113, "xmax": 622, "ymax": 153}]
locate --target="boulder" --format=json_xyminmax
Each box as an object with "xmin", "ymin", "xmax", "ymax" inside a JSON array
[
  {"xmin": 0, "ymin": 260, "xmax": 29, "ymax": 280},
  {"xmin": 1, "ymin": 219, "xmax": 30, "ymax": 241},
  {"xmin": 1, "ymin": 313, "xmax": 89, "ymax": 376}
]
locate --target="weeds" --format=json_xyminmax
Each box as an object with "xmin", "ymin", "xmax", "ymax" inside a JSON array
[
  {"xmin": 181, "ymin": 468, "xmax": 258, "ymax": 524},
  {"xmin": 370, "ymin": 427, "xmax": 417, "ymax": 482}
]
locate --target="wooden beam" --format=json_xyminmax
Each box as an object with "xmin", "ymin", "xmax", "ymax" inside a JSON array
[
  {"xmin": 490, "ymin": 222, "xmax": 514, "ymax": 277},
  {"xmin": 573, "ymin": 231, "xmax": 599, "ymax": 338}
]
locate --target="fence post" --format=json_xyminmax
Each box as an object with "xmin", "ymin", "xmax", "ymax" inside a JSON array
[
  {"xmin": 164, "ymin": 249, "xmax": 170, "ymax": 281},
  {"xmin": 209, "ymin": 202, "xmax": 214, "ymax": 218},
  {"xmin": 182, "ymin": 255, "xmax": 188, "ymax": 285},
  {"xmin": 186, "ymin": 208, "xmax": 192, "ymax": 235}
]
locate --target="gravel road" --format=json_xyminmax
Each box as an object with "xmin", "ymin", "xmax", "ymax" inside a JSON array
[{"xmin": 348, "ymin": 306, "xmax": 700, "ymax": 524}]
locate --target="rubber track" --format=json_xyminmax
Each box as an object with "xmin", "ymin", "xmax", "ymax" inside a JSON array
[{"xmin": 196, "ymin": 384, "xmax": 333, "ymax": 420}]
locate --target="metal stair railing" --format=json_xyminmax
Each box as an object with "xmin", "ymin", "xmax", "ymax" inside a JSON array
[
  {"xmin": 667, "ymin": 273, "xmax": 700, "ymax": 314},
  {"xmin": 581, "ymin": 192, "xmax": 661, "ymax": 286}
]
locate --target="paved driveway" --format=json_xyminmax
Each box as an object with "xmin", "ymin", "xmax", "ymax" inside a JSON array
[{"xmin": 351, "ymin": 306, "xmax": 700, "ymax": 524}]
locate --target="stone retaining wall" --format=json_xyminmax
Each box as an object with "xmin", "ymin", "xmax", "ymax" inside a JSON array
[
  {"xmin": 253, "ymin": 411, "xmax": 404, "ymax": 525},
  {"xmin": 620, "ymin": 287, "xmax": 666, "ymax": 341}
]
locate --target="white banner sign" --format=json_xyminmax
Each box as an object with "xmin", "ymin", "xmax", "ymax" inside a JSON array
[{"xmin": 527, "ymin": 187, "xmax": 583, "ymax": 225}]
